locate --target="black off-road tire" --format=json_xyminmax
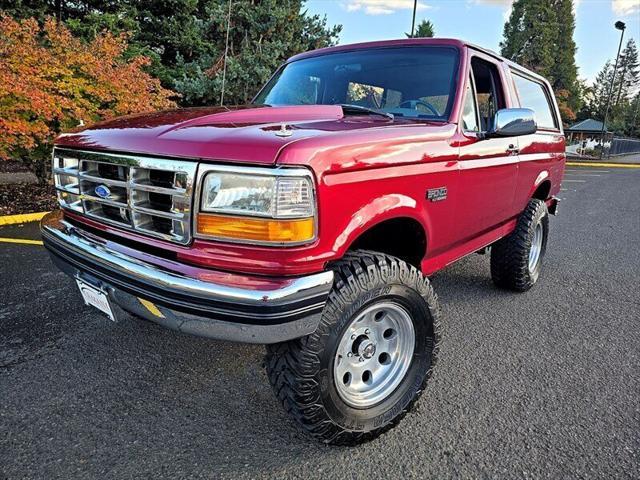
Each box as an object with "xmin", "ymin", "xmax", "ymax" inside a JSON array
[
  {"xmin": 490, "ymin": 198, "xmax": 549, "ymax": 292},
  {"xmin": 265, "ymin": 250, "xmax": 441, "ymax": 446}
]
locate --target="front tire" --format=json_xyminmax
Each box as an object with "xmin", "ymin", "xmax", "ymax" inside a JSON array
[
  {"xmin": 491, "ymin": 198, "xmax": 549, "ymax": 291},
  {"xmin": 265, "ymin": 251, "xmax": 440, "ymax": 445}
]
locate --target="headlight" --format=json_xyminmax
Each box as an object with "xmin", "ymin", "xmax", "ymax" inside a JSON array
[{"xmin": 196, "ymin": 168, "xmax": 316, "ymax": 245}]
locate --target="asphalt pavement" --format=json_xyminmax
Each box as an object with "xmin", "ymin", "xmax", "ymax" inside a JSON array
[{"xmin": 1, "ymin": 166, "xmax": 639, "ymax": 479}]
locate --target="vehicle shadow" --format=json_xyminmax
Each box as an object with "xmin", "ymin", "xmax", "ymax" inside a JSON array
[
  {"xmin": 4, "ymin": 252, "xmax": 520, "ymax": 478},
  {"xmin": 74, "ymin": 255, "xmax": 509, "ymax": 476}
]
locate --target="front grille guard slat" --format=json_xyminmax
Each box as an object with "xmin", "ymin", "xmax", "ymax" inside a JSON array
[{"xmin": 53, "ymin": 148, "xmax": 197, "ymax": 245}]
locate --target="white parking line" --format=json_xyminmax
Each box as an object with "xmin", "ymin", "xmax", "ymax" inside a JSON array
[
  {"xmin": 566, "ymin": 169, "xmax": 610, "ymax": 173},
  {"xmin": 563, "ymin": 179, "xmax": 586, "ymax": 183},
  {"xmin": 564, "ymin": 173, "xmax": 602, "ymax": 177}
]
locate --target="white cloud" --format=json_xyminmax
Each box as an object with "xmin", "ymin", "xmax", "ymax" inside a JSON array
[
  {"xmin": 344, "ymin": 0, "xmax": 430, "ymax": 16},
  {"xmin": 466, "ymin": 0, "xmax": 513, "ymax": 20},
  {"xmin": 612, "ymin": 0, "xmax": 640, "ymax": 16}
]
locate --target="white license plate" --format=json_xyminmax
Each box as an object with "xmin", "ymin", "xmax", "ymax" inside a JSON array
[{"xmin": 76, "ymin": 279, "xmax": 116, "ymax": 321}]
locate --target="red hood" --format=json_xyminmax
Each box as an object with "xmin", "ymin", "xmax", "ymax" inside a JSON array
[{"xmin": 55, "ymin": 105, "xmax": 408, "ymax": 165}]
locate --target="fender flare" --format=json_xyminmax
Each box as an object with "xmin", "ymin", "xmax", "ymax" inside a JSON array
[
  {"xmin": 527, "ymin": 170, "xmax": 551, "ymax": 199},
  {"xmin": 330, "ymin": 193, "xmax": 430, "ymax": 259}
]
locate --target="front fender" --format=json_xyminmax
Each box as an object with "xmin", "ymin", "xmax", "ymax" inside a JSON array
[{"xmin": 330, "ymin": 193, "xmax": 430, "ymax": 258}]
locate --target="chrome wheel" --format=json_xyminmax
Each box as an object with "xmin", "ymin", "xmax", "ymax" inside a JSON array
[
  {"xmin": 528, "ymin": 221, "xmax": 543, "ymax": 272},
  {"xmin": 334, "ymin": 302, "xmax": 415, "ymax": 408}
]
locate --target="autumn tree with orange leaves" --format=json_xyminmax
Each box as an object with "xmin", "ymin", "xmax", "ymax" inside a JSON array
[{"xmin": 0, "ymin": 15, "xmax": 176, "ymax": 182}]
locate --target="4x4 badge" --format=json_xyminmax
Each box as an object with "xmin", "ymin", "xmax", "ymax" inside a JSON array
[{"xmin": 427, "ymin": 187, "xmax": 447, "ymax": 202}]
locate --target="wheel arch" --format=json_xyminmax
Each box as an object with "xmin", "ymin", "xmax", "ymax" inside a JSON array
[
  {"xmin": 340, "ymin": 212, "xmax": 429, "ymax": 269},
  {"xmin": 530, "ymin": 171, "xmax": 552, "ymax": 201}
]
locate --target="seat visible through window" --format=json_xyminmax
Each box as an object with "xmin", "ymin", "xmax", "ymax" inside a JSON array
[{"xmin": 470, "ymin": 58, "xmax": 504, "ymax": 132}]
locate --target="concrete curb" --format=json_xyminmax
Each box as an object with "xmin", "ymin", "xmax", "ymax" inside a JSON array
[
  {"xmin": 0, "ymin": 211, "xmax": 49, "ymax": 226},
  {"xmin": 566, "ymin": 161, "xmax": 640, "ymax": 169}
]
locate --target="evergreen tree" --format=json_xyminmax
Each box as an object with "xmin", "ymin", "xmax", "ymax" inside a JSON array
[
  {"xmin": 614, "ymin": 39, "xmax": 639, "ymax": 108},
  {"xmin": 583, "ymin": 55, "xmax": 640, "ymax": 136},
  {"xmin": 551, "ymin": 0, "xmax": 580, "ymax": 116},
  {"xmin": 500, "ymin": 0, "xmax": 581, "ymax": 123},
  {"xmin": 173, "ymin": 1, "xmax": 341, "ymax": 106},
  {"xmin": 625, "ymin": 93, "xmax": 640, "ymax": 137},
  {"xmin": 586, "ymin": 61, "xmax": 614, "ymax": 121},
  {"xmin": 406, "ymin": 19, "xmax": 434, "ymax": 38},
  {"xmin": 500, "ymin": 0, "xmax": 557, "ymax": 77}
]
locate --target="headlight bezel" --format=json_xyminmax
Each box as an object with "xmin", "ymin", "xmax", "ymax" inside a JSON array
[{"xmin": 193, "ymin": 163, "xmax": 318, "ymax": 247}]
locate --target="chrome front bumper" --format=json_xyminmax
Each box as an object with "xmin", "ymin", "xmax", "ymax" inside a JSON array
[{"xmin": 40, "ymin": 211, "xmax": 334, "ymax": 344}]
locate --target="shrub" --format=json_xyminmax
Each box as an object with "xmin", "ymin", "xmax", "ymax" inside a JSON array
[{"xmin": 0, "ymin": 15, "xmax": 177, "ymax": 182}]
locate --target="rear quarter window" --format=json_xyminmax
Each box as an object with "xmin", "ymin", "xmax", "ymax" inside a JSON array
[{"xmin": 512, "ymin": 74, "xmax": 558, "ymax": 130}]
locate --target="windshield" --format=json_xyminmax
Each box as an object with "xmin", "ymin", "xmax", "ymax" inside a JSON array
[{"xmin": 254, "ymin": 46, "xmax": 459, "ymax": 121}]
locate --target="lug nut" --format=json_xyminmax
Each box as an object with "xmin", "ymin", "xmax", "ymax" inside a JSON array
[
  {"xmin": 351, "ymin": 334, "xmax": 356, "ymax": 340},
  {"xmin": 364, "ymin": 329, "xmax": 370, "ymax": 335},
  {"xmin": 347, "ymin": 352, "xmax": 353, "ymax": 358},
  {"xmin": 359, "ymin": 357, "xmax": 365, "ymax": 362}
]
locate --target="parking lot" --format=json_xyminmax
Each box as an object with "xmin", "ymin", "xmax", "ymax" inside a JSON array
[{"xmin": 1, "ymin": 165, "xmax": 639, "ymax": 479}]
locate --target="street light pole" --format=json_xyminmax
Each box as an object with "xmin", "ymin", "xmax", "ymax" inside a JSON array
[
  {"xmin": 410, "ymin": 0, "xmax": 417, "ymax": 37},
  {"xmin": 599, "ymin": 21, "xmax": 626, "ymax": 159}
]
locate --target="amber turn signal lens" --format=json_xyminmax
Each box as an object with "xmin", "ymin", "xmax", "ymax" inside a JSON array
[{"xmin": 197, "ymin": 213, "xmax": 315, "ymax": 244}]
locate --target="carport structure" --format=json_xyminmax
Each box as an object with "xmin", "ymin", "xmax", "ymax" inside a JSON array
[{"xmin": 565, "ymin": 119, "xmax": 610, "ymax": 158}]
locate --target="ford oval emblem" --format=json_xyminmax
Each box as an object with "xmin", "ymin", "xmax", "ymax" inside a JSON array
[{"xmin": 94, "ymin": 184, "xmax": 111, "ymax": 199}]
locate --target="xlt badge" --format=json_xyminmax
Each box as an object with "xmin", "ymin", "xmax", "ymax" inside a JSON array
[{"xmin": 427, "ymin": 187, "xmax": 447, "ymax": 202}]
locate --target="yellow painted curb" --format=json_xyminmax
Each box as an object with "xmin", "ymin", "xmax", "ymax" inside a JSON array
[
  {"xmin": 566, "ymin": 161, "xmax": 640, "ymax": 169},
  {"xmin": 0, "ymin": 237, "xmax": 43, "ymax": 245},
  {"xmin": 0, "ymin": 211, "xmax": 49, "ymax": 226}
]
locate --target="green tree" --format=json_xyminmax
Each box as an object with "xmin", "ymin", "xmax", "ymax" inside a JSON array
[
  {"xmin": 613, "ymin": 39, "xmax": 639, "ymax": 108},
  {"xmin": 584, "ymin": 60, "xmax": 613, "ymax": 120},
  {"xmin": 625, "ymin": 92, "xmax": 640, "ymax": 137},
  {"xmin": 500, "ymin": 0, "xmax": 581, "ymax": 123},
  {"xmin": 582, "ymin": 55, "xmax": 640, "ymax": 136},
  {"xmin": 174, "ymin": 0, "xmax": 341, "ymax": 106},
  {"xmin": 406, "ymin": 19, "xmax": 434, "ymax": 38},
  {"xmin": 551, "ymin": 0, "xmax": 580, "ymax": 119},
  {"xmin": 0, "ymin": 0, "xmax": 342, "ymax": 106}
]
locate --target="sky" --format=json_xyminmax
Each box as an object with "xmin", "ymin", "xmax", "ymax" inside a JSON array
[{"xmin": 305, "ymin": 0, "xmax": 640, "ymax": 84}]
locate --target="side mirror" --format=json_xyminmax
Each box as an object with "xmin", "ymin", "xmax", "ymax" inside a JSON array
[{"xmin": 487, "ymin": 108, "xmax": 537, "ymax": 137}]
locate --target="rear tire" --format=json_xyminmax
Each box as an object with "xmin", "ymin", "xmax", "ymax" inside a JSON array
[
  {"xmin": 491, "ymin": 199, "xmax": 549, "ymax": 292},
  {"xmin": 265, "ymin": 250, "xmax": 440, "ymax": 445}
]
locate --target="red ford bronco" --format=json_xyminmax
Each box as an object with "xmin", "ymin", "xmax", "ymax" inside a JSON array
[{"xmin": 41, "ymin": 38, "xmax": 564, "ymax": 445}]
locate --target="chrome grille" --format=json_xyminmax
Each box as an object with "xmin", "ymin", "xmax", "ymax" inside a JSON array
[{"xmin": 53, "ymin": 148, "xmax": 197, "ymax": 244}]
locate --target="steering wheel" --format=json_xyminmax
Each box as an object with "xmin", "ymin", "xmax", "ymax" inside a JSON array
[{"xmin": 399, "ymin": 99, "xmax": 440, "ymax": 116}]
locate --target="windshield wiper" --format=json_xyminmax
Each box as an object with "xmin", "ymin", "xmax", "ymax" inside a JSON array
[{"xmin": 340, "ymin": 104, "xmax": 394, "ymax": 120}]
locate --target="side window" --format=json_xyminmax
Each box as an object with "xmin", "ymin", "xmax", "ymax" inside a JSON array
[
  {"xmin": 272, "ymin": 73, "xmax": 321, "ymax": 105},
  {"xmin": 346, "ymin": 82, "xmax": 403, "ymax": 110},
  {"xmin": 347, "ymin": 81, "xmax": 384, "ymax": 108},
  {"xmin": 512, "ymin": 74, "xmax": 557, "ymax": 129},
  {"xmin": 470, "ymin": 58, "xmax": 505, "ymax": 132},
  {"xmin": 461, "ymin": 77, "xmax": 479, "ymax": 132}
]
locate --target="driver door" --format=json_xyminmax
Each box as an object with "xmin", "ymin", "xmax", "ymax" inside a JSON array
[{"xmin": 455, "ymin": 55, "xmax": 519, "ymax": 243}]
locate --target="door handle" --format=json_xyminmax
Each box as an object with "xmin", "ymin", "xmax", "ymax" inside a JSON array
[{"xmin": 506, "ymin": 144, "xmax": 519, "ymax": 155}]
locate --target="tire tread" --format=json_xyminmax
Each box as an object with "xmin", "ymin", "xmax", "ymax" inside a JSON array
[{"xmin": 265, "ymin": 250, "xmax": 441, "ymax": 446}]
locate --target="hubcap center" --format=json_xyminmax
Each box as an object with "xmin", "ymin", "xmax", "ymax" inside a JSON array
[{"xmin": 360, "ymin": 342, "xmax": 376, "ymax": 359}]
